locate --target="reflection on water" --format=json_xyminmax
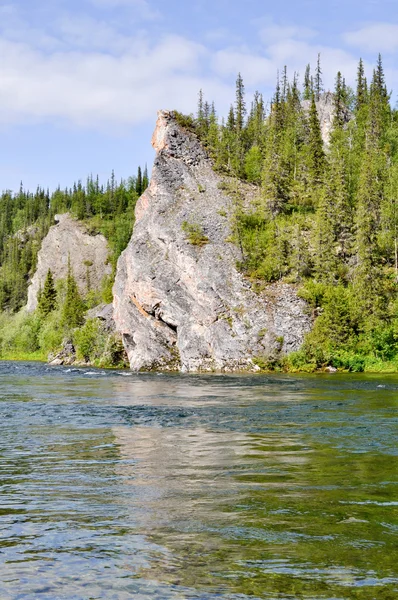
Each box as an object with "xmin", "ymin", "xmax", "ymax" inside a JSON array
[{"xmin": 0, "ymin": 362, "xmax": 397, "ymax": 599}]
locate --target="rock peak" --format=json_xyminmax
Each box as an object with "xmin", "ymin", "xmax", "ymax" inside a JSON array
[{"xmin": 151, "ymin": 110, "xmax": 207, "ymax": 164}]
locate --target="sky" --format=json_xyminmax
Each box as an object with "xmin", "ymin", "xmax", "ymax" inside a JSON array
[{"xmin": 0, "ymin": 0, "xmax": 397, "ymax": 192}]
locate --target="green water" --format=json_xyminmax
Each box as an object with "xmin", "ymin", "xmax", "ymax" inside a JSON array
[{"xmin": 0, "ymin": 362, "xmax": 396, "ymax": 599}]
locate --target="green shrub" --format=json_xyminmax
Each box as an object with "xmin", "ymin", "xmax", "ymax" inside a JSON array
[
  {"xmin": 182, "ymin": 221, "xmax": 209, "ymax": 246},
  {"xmin": 73, "ymin": 319, "xmax": 103, "ymax": 362}
]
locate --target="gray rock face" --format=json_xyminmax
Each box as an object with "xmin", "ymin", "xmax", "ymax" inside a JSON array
[
  {"xmin": 27, "ymin": 213, "xmax": 112, "ymax": 312},
  {"xmin": 302, "ymin": 92, "xmax": 350, "ymax": 146},
  {"xmin": 113, "ymin": 110, "xmax": 312, "ymax": 372},
  {"xmin": 86, "ymin": 303, "xmax": 115, "ymax": 331}
]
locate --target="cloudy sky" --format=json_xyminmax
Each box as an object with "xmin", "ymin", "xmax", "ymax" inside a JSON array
[{"xmin": 0, "ymin": 0, "xmax": 397, "ymax": 191}]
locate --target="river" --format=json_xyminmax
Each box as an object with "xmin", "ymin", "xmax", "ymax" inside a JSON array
[{"xmin": 0, "ymin": 361, "xmax": 396, "ymax": 599}]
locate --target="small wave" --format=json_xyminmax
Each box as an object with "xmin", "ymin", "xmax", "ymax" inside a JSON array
[
  {"xmin": 84, "ymin": 371, "xmax": 107, "ymax": 376},
  {"xmin": 340, "ymin": 501, "xmax": 398, "ymax": 506}
]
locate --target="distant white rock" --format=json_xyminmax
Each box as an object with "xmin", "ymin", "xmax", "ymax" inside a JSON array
[{"xmin": 27, "ymin": 213, "xmax": 111, "ymax": 312}]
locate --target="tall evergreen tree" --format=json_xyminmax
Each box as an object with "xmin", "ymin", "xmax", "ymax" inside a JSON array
[
  {"xmin": 142, "ymin": 165, "xmax": 149, "ymax": 190},
  {"xmin": 356, "ymin": 58, "xmax": 367, "ymax": 110},
  {"xmin": 61, "ymin": 257, "xmax": 85, "ymax": 329},
  {"xmin": 333, "ymin": 72, "xmax": 346, "ymax": 129},
  {"xmin": 303, "ymin": 64, "xmax": 312, "ymax": 100},
  {"xmin": 308, "ymin": 94, "xmax": 325, "ymax": 190},
  {"xmin": 315, "ymin": 53, "xmax": 323, "ymax": 101},
  {"xmin": 38, "ymin": 269, "xmax": 57, "ymax": 316},
  {"xmin": 136, "ymin": 166, "xmax": 143, "ymax": 197},
  {"xmin": 235, "ymin": 73, "xmax": 246, "ymax": 133}
]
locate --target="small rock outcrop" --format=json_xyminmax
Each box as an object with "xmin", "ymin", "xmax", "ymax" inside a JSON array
[
  {"xmin": 113, "ymin": 111, "xmax": 312, "ymax": 372},
  {"xmin": 27, "ymin": 214, "xmax": 112, "ymax": 312},
  {"xmin": 302, "ymin": 92, "xmax": 351, "ymax": 146}
]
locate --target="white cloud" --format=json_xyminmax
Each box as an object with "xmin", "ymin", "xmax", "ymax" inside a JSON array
[
  {"xmin": 0, "ymin": 34, "xmax": 232, "ymax": 129},
  {"xmin": 1, "ymin": 4, "xmax": 397, "ymax": 133},
  {"xmin": 343, "ymin": 22, "xmax": 398, "ymax": 53},
  {"xmin": 211, "ymin": 39, "xmax": 363, "ymax": 93}
]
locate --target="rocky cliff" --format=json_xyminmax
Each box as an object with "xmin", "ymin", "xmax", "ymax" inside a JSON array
[
  {"xmin": 27, "ymin": 213, "xmax": 112, "ymax": 312},
  {"xmin": 113, "ymin": 111, "xmax": 312, "ymax": 372}
]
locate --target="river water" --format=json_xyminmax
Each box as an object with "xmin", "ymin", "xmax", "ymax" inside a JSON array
[{"xmin": 0, "ymin": 362, "xmax": 396, "ymax": 599}]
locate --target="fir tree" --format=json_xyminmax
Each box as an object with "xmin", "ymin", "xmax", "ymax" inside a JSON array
[
  {"xmin": 315, "ymin": 53, "xmax": 323, "ymax": 101},
  {"xmin": 136, "ymin": 166, "xmax": 143, "ymax": 197},
  {"xmin": 235, "ymin": 73, "xmax": 246, "ymax": 133},
  {"xmin": 38, "ymin": 269, "xmax": 57, "ymax": 316},
  {"xmin": 227, "ymin": 105, "xmax": 235, "ymax": 132},
  {"xmin": 61, "ymin": 257, "xmax": 85, "ymax": 329},
  {"xmin": 303, "ymin": 64, "xmax": 312, "ymax": 100},
  {"xmin": 333, "ymin": 72, "xmax": 346, "ymax": 129},
  {"xmin": 308, "ymin": 94, "xmax": 325, "ymax": 190},
  {"xmin": 314, "ymin": 184, "xmax": 339, "ymax": 283},
  {"xmin": 142, "ymin": 165, "xmax": 149, "ymax": 190},
  {"xmin": 197, "ymin": 89, "xmax": 204, "ymax": 128},
  {"xmin": 356, "ymin": 58, "xmax": 367, "ymax": 110}
]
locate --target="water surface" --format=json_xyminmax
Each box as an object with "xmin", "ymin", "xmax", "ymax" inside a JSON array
[{"xmin": 0, "ymin": 362, "xmax": 397, "ymax": 599}]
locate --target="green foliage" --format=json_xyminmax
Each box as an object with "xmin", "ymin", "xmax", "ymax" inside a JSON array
[
  {"xmin": 181, "ymin": 221, "xmax": 209, "ymax": 246},
  {"xmin": 73, "ymin": 318, "xmax": 127, "ymax": 367},
  {"xmin": 173, "ymin": 111, "xmax": 196, "ymax": 132},
  {"xmin": 0, "ymin": 311, "xmax": 43, "ymax": 358},
  {"xmin": 74, "ymin": 318, "xmax": 103, "ymax": 362},
  {"xmin": 244, "ymin": 146, "xmax": 262, "ymax": 183}
]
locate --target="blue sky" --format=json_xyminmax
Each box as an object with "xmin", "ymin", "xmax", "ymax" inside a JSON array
[{"xmin": 0, "ymin": 0, "xmax": 397, "ymax": 192}]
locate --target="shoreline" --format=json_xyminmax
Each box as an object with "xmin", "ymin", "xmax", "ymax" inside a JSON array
[{"xmin": 1, "ymin": 354, "xmax": 398, "ymax": 374}]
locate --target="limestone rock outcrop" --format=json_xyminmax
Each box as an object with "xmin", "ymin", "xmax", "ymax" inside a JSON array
[
  {"xmin": 113, "ymin": 111, "xmax": 312, "ymax": 372},
  {"xmin": 27, "ymin": 213, "xmax": 112, "ymax": 312}
]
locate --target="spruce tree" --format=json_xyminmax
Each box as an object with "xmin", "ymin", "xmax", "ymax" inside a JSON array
[
  {"xmin": 61, "ymin": 257, "xmax": 85, "ymax": 329},
  {"xmin": 356, "ymin": 58, "xmax": 367, "ymax": 110},
  {"xmin": 136, "ymin": 166, "xmax": 143, "ymax": 197},
  {"xmin": 38, "ymin": 269, "xmax": 57, "ymax": 317},
  {"xmin": 315, "ymin": 53, "xmax": 323, "ymax": 101},
  {"xmin": 333, "ymin": 72, "xmax": 346, "ymax": 129},
  {"xmin": 303, "ymin": 64, "xmax": 312, "ymax": 100},
  {"xmin": 314, "ymin": 183, "xmax": 339, "ymax": 283},
  {"xmin": 142, "ymin": 165, "xmax": 149, "ymax": 190},
  {"xmin": 235, "ymin": 73, "xmax": 246, "ymax": 133},
  {"xmin": 227, "ymin": 105, "xmax": 235, "ymax": 132},
  {"xmin": 308, "ymin": 94, "xmax": 325, "ymax": 191},
  {"xmin": 197, "ymin": 89, "xmax": 204, "ymax": 128}
]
